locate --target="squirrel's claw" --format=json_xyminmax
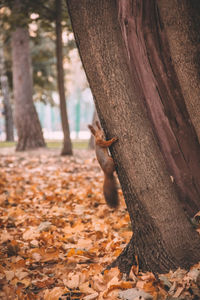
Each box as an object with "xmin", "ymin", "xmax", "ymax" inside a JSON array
[{"xmin": 111, "ymin": 137, "xmax": 118, "ymax": 143}]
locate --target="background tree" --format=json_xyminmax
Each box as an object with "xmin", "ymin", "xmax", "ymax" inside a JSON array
[
  {"xmin": 55, "ymin": 0, "xmax": 72, "ymax": 155},
  {"xmin": 30, "ymin": 0, "xmax": 74, "ymax": 155},
  {"xmin": 0, "ymin": 32, "xmax": 14, "ymax": 141},
  {"xmin": 31, "ymin": 21, "xmax": 57, "ymax": 105},
  {"xmin": 67, "ymin": 0, "xmax": 200, "ymax": 274},
  {"xmin": 0, "ymin": 4, "xmax": 57, "ymax": 106},
  {"xmin": 1, "ymin": 0, "xmax": 75, "ymax": 151},
  {"xmin": 11, "ymin": 0, "xmax": 45, "ymax": 150}
]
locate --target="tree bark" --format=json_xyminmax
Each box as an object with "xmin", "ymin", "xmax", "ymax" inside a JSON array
[
  {"xmin": 117, "ymin": 0, "xmax": 200, "ymax": 218},
  {"xmin": 67, "ymin": 0, "xmax": 200, "ymax": 274},
  {"xmin": 158, "ymin": 1, "xmax": 200, "ymax": 142},
  {"xmin": 12, "ymin": 26, "xmax": 45, "ymax": 151},
  {"xmin": 0, "ymin": 35, "xmax": 14, "ymax": 142},
  {"xmin": 55, "ymin": 0, "xmax": 73, "ymax": 156}
]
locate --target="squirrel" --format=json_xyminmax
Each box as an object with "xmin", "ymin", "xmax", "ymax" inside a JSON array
[{"xmin": 88, "ymin": 121, "xmax": 119, "ymax": 208}]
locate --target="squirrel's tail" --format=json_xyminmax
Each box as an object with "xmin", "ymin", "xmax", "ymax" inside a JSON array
[{"xmin": 103, "ymin": 174, "xmax": 119, "ymax": 208}]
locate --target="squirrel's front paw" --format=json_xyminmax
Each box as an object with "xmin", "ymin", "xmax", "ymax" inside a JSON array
[{"xmin": 111, "ymin": 137, "xmax": 118, "ymax": 143}]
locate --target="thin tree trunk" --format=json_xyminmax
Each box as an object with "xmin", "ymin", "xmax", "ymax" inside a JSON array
[
  {"xmin": 55, "ymin": 0, "xmax": 73, "ymax": 156},
  {"xmin": 0, "ymin": 35, "xmax": 14, "ymax": 141},
  {"xmin": 67, "ymin": 0, "xmax": 200, "ymax": 274}
]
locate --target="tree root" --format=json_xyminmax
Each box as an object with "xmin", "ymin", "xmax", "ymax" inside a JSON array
[{"xmin": 106, "ymin": 234, "xmax": 136, "ymax": 275}]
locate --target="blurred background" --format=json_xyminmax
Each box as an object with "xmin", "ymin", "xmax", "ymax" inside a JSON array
[{"xmin": 0, "ymin": 1, "xmax": 95, "ymax": 150}]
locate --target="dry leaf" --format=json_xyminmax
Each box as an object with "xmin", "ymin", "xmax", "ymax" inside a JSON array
[
  {"xmin": 83, "ymin": 292, "xmax": 99, "ymax": 300},
  {"xmin": 44, "ymin": 287, "xmax": 67, "ymax": 300},
  {"xmin": 4, "ymin": 271, "xmax": 15, "ymax": 281},
  {"xmin": 64, "ymin": 273, "xmax": 80, "ymax": 289}
]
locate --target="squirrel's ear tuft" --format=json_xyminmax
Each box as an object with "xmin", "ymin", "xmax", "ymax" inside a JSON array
[
  {"xmin": 96, "ymin": 121, "xmax": 101, "ymax": 130},
  {"xmin": 88, "ymin": 124, "xmax": 96, "ymax": 136}
]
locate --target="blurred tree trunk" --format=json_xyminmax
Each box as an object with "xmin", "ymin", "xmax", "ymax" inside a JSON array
[
  {"xmin": 67, "ymin": 0, "xmax": 200, "ymax": 274},
  {"xmin": 12, "ymin": 25, "xmax": 45, "ymax": 151},
  {"xmin": 11, "ymin": 0, "xmax": 45, "ymax": 151},
  {"xmin": 0, "ymin": 35, "xmax": 14, "ymax": 142},
  {"xmin": 55, "ymin": 0, "xmax": 72, "ymax": 155}
]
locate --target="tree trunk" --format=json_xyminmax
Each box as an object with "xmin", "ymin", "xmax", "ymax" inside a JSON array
[
  {"xmin": 55, "ymin": 0, "xmax": 73, "ymax": 156},
  {"xmin": 0, "ymin": 35, "xmax": 14, "ymax": 142},
  {"xmin": 12, "ymin": 26, "xmax": 45, "ymax": 151},
  {"xmin": 117, "ymin": 0, "xmax": 200, "ymax": 218},
  {"xmin": 158, "ymin": 1, "xmax": 200, "ymax": 142},
  {"xmin": 67, "ymin": 0, "xmax": 200, "ymax": 274}
]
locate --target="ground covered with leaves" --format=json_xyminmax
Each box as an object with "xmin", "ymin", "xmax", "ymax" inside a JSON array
[{"xmin": 0, "ymin": 148, "xmax": 200, "ymax": 300}]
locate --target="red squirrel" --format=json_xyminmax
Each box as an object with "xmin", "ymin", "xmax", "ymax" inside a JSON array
[{"xmin": 88, "ymin": 121, "xmax": 119, "ymax": 208}]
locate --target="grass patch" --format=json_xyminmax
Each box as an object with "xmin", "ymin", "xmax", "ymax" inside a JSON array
[
  {"xmin": 0, "ymin": 141, "xmax": 16, "ymax": 148},
  {"xmin": 47, "ymin": 140, "xmax": 88, "ymax": 150},
  {"xmin": 46, "ymin": 141, "xmax": 62, "ymax": 148},
  {"xmin": 72, "ymin": 140, "xmax": 89, "ymax": 150},
  {"xmin": 0, "ymin": 140, "xmax": 89, "ymax": 150}
]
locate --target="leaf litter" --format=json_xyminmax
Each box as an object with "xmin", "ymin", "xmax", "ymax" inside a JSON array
[{"xmin": 0, "ymin": 148, "xmax": 199, "ymax": 300}]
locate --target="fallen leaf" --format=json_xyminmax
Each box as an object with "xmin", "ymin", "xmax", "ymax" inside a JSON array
[
  {"xmin": 44, "ymin": 287, "xmax": 67, "ymax": 300},
  {"xmin": 4, "ymin": 270, "xmax": 15, "ymax": 281}
]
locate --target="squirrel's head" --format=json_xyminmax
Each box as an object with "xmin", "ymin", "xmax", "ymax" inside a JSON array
[{"xmin": 88, "ymin": 121, "xmax": 105, "ymax": 140}]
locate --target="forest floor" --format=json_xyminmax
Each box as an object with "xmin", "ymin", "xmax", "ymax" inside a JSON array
[{"xmin": 0, "ymin": 148, "xmax": 200, "ymax": 299}]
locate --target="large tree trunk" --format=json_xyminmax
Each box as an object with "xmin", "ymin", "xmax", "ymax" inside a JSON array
[
  {"xmin": 55, "ymin": 0, "xmax": 73, "ymax": 156},
  {"xmin": 67, "ymin": 0, "xmax": 200, "ymax": 274},
  {"xmin": 11, "ymin": 0, "xmax": 45, "ymax": 151},
  {"xmin": 117, "ymin": 0, "xmax": 200, "ymax": 218},
  {"xmin": 158, "ymin": 1, "xmax": 200, "ymax": 142},
  {"xmin": 12, "ymin": 27, "xmax": 45, "ymax": 151},
  {"xmin": 0, "ymin": 35, "xmax": 14, "ymax": 142},
  {"xmin": 68, "ymin": 0, "xmax": 200, "ymax": 217}
]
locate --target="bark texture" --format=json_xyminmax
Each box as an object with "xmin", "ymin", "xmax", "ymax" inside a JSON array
[
  {"xmin": 12, "ymin": 27, "xmax": 45, "ymax": 151},
  {"xmin": 158, "ymin": 1, "xmax": 200, "ymax": 142},
  {"xmin": 117, "ymin": 0, "xmax": 200, "ymax": 218},
  {"xmin": 67, "ymin": 0, "xmax": 200, "ymax": 274},
  {"xmin": 55, "ymin": 0, "xmax": 73, "ymax": 156},
  {"xmin": 0, "ymin": 36, "xmax": 14, "ymax": 141}
]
